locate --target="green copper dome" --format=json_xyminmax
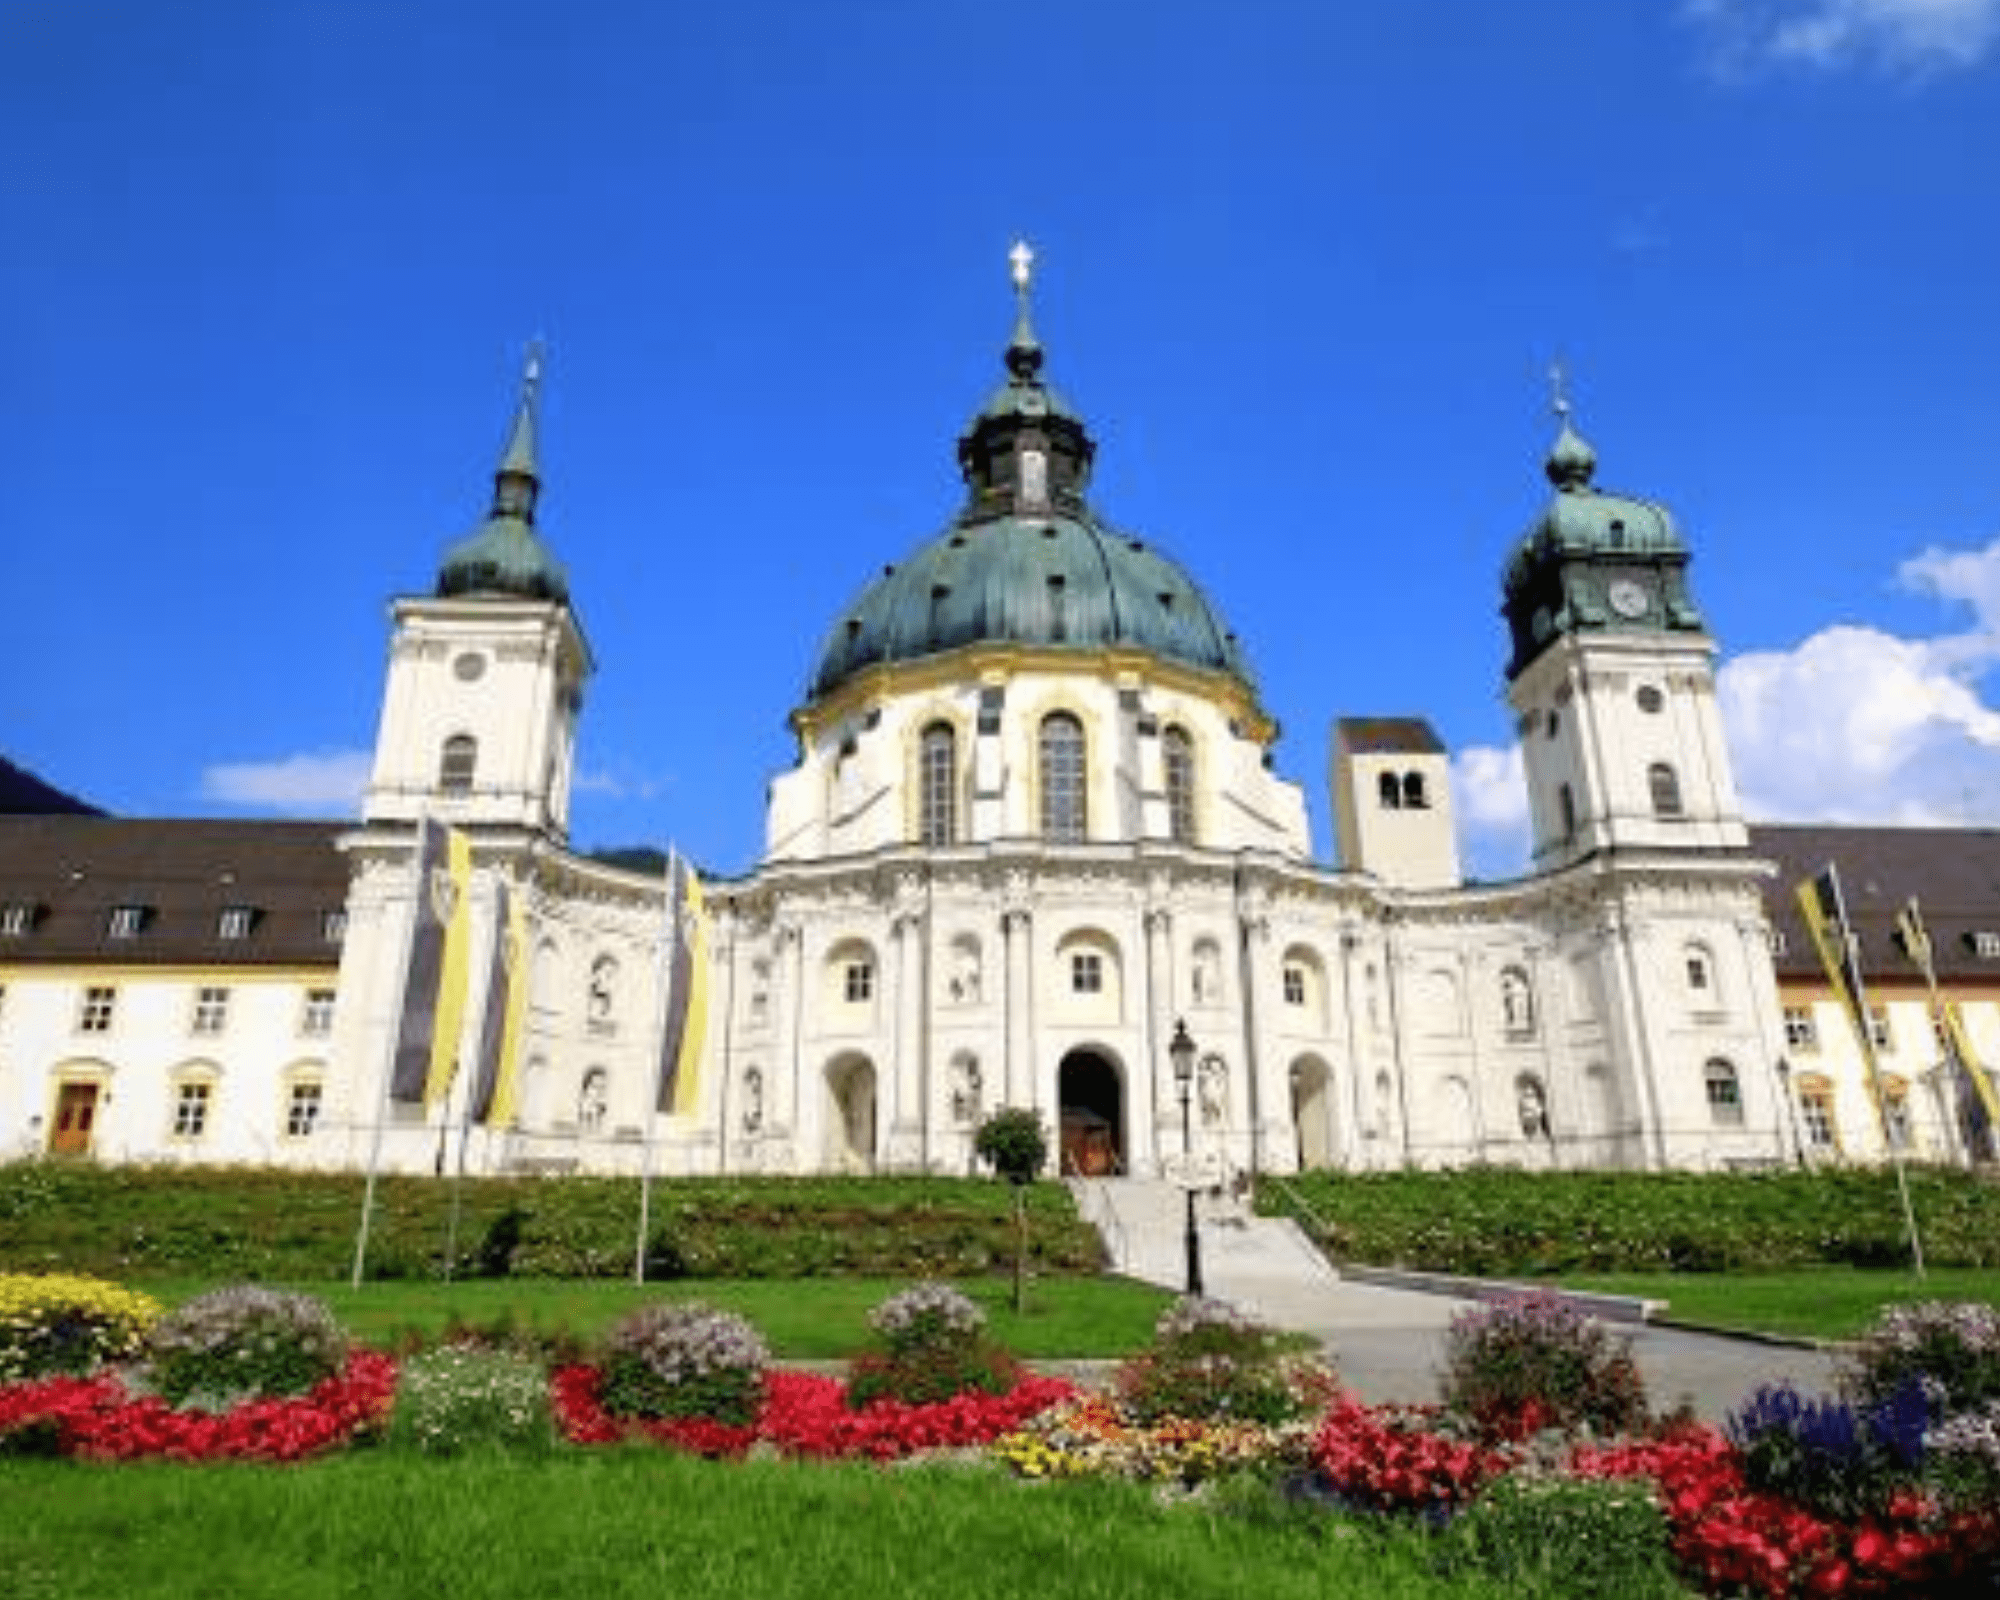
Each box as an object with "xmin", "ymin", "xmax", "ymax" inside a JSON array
[
  {"xmin": 437, "ymin": 350, "xmax": 570, "ymax": 605},
  {"xmin": 1499, "ymin": 403, "xmax": 1707, "ymax": 680},
  {"xmin": 807, "ymin": 251, "xmax": 1254, "ymax": 703}
]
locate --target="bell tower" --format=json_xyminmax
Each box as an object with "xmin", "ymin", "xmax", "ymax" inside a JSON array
[
  {"xmin": 363, "ymin": 349, "xmax": 593, "ymax": 841},
  {"xmin": 1500, "ymin": 386, "xmax": 1746, "ymax": 869}
]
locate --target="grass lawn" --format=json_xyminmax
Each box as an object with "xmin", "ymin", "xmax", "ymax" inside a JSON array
[
  {"xmin": 1558, "ymin": 1265, "xmax": 2000, "ymax": 1341},
  {"xmin": 0, "ymin": 1452, "xmax": 1534, "ymax": 1600},
  {"xmin": 121, "ymin": 1275, "xmax": 1175, "ymax": 1359}
]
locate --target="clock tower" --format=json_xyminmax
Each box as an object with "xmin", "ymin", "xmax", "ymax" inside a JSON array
[{"xmin": 1500, "ymin": 399, "xmax": 1747, "ymax": 869}]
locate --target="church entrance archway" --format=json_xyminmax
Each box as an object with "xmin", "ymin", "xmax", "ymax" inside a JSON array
[
  {"xmin": 1058, "ymin": 1049, "xmax": 1123, "ymax": 1176},
  {"xmin": 825, "ymin": 1055, "xmax": 877, "ymax": 1173}
]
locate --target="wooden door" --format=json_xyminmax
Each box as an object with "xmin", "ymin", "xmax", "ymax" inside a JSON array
[{"xmin": 49, "ymin": 1082, "xmax": 99, "ymax": 1155}]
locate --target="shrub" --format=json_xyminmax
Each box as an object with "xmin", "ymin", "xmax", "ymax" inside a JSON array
[
  {"xmin": 973, "ymin": 1109, "xmax": 1048, "ymax": 1185},
  {"xmin": 391, "ymin": 1346, "xmax": 552, "ymax": 1456},
  {"xmin": 1440, "ymin": 1292, "xmax": 1647, "ymax": 1441},
  {"xmin": 0, "ymin": 1273, "xmax": 161, "ymax": 1381},
  {"xmin": 1843, "ymin": 1300, "xmax": 2000, "ymax": 1421},
  {"xmin": 599, "ymin": 1302, "xmax": 768, "ymax": 1426},
  {"xmin": 1726, "ymin": 1380, "xmax": 1927, "ymax": 1520},
  {"xmin": 1925, "ymin": 1399, "xmax": 2000, "ymax": 1508},
  {"xmin": 1116, "ymin": 1296, "xmax": 1337, "ymax": 1426},
  {"xmin": 143, "ymin": 1286, "xmax": 348, "ymax": 1407},
  {"xmin": 846, "ymin": 1281, "xmax": 1020, "ymax": 1409},
  {"xmin": 1441, "ymin": 1471, "xmax": 1677, "ymax": 1598}
]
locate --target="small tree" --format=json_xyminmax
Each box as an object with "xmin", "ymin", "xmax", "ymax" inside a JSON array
[{"xmin": 975, "ymin": 1107, "xmax": 1049, "ymax": 1313}]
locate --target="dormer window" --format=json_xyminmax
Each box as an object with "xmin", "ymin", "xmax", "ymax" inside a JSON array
[
  {"xmin": 1972, "ymin": 931, "xmax": 2000, "ymax": 959},
  {"xmin": 321, "ymin": 909, "xmax": 348, "ymax": 944},
  {"xmin": 218, "ymin": 906, "xmax": 257, "ymax": 940},
  {"xmin": 0, "ymin": 903, "xmax": 33, "ymax": 937},
  {"xmin": 108, "ymin": 905, "xmax": 148, "ymax": 939}
]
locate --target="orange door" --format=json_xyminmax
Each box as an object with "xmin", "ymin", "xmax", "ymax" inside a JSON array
[{"xmin": 49, "ymin": 1082, "xmax": 98, "ymax": 1155}]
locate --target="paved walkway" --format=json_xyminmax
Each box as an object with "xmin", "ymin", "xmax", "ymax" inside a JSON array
[{"xmin": 1070, "ymin": 1177, "xmax": 1839, "ymax": 1422}]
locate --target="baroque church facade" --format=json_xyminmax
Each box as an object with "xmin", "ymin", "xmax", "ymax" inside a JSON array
[
  {"xmin": 325, "ymin": 253, "xmax": 1789, "ymax": 1180},
  {"xmin": 4, "ymin": 254, "xmax": 1839, "ymax": 1177}
]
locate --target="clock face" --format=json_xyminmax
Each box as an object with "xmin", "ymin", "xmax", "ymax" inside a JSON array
[{"xmin": 1608, "ymin": 578, "xmax": 1649, "ymax": 620}]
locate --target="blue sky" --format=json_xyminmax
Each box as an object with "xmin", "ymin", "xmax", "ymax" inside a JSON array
[{"xmin": 6, "ymin": 0, "xmax": 2000, "ymax": 879}]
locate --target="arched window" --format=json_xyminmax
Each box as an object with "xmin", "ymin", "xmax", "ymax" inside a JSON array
[
  {"xmin": 1648, "ymin": 762, "xmax": 1683, "ymax": 818},
  {"xmin": 1704, "ymin": 1060, "xmax": 1743, "ymax": 1126},
  {"xmin": 1163, "ymin": 726, "xmax": 1196, "ymax": 844},
  {"xmin": 1040, "ymin": 713, "xmax": 1086, "ymax": 841},
  {"xmin": 1378, "ymin": 771, "xmax": 1402, "ymax": 810},
  {"xmin": 919, "ymin": 722, "xmax": 957, "ymax": 846},
  {"xmin": 1401, "ymin": 771, "xmax": 1427, "ymax": 809},
  {"xmin": 438, "ymin": 735, "xmax": 478, "ymax": 794}
]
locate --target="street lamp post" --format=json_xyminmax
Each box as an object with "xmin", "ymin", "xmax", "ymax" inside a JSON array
[{"xmin": 1170, "ymin": 1018, "xmax": 1204, "ymax": 1297}]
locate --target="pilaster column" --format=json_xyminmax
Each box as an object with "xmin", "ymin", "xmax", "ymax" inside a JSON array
[
  {"xmin": 890, "ymin": 901, "xmax": 927, "ymax": 1169},
  {"xmin": 1144, "ymin": 905, "xmax": 1175, "ymax": 1161},
  {"xmin": 1238, "ymin": 900, "xmax": 1285, "ymax": 1173},
  {"xmin": 774, "ymin": 924, "xmax": 805, "ymax": 1155},
  {"xmin": 1003, "ymin": 906, "xmax": 1033, "ymax": 1108}
]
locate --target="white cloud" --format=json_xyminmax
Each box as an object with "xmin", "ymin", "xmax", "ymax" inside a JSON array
[
  {"xmin": 1451, "ymin": 742, "xmax": 1532, "ymax": 878},
  {"xmin": 1685, "ymin": 0, "xmax": 2000, "ymax": 74},
  {"xmin": 200, "ymin": 749, "xmax": 372, "ymax": 813},
  {"xmin": 572, "ymin": 766, "xmax": 675, "ymax": 801},
  {"xmin": 1720, "ymin": 536, "xmax": 2000, "ymax": 822}
]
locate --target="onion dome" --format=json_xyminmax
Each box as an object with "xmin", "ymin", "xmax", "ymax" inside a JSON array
[
  {"xmin": 1500, "ymin": 386, "xmax": 1706, "ymax": 680},
  {"xmin": 807, "ymin": 245, "xmax": 1255, "ymax": 704},
  {"xmin": 436, "ymin": 347, "xmax": 570, "ymax": 604}
]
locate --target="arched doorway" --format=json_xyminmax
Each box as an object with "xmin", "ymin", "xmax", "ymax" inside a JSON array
[
  {"xmin": 1058, "ymin": 1049, "xmax": 1123, "ymax": 1176},
  {"xmin": 825, "ymin": 1056, "xmax": 877, "ymax": 1173},
  {"xmin": 1290, "ymin": 1056, "xmax": 1334, "ymax": 1169}
]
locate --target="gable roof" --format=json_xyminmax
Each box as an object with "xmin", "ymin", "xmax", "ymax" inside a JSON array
[
  {"xmin": 1750, "ymin": 823, "xmax": 2000, "ymax": 986},
  {"xmin": 0, "ymin": 817, "xmax": 347, "ymax": 969}
]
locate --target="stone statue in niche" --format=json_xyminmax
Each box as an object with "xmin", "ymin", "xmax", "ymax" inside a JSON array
[
  {"xmin": 1198, "ymin": 1054, "xmax": 1227, "ymax": 1128},
  {"xmin": 587, "ymin": 957, "xmax": 616, "ymax": 1023},
  {"xmin": 950, "ymin": 1057, "xmax": 983, "ymax": 1125},
  {"xmin": 741, "ymin": 1066, "xmax": 764, "ymax": 1135},
  {"xmin": 947, "ymin": 943, "xmax": 981, "ymax": 1005},
  {"xmin": 1517, "ymin": 1078, "xmax": 1549, "ymax": 1139},
  {"xmin": 578, "ymin": 1068, "xmax": 608, "ymax": 1133},
  {"xmin": 1501, "ymin": 968, "xmax": 1535, "ymax": 1034},
  {"xmin": 1191, "ymin": 944, "xmax": 1219, "ymax": 1006}
]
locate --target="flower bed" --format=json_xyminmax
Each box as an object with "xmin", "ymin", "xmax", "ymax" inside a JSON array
[
  {"xmin": 551, "ymin": 1365, "xmax": 1073, "ymax": 1461},
  {"xmin": 0, "ymin": 1350, "xmax": 395, "ymax": 1462},
  {"xmin": 992, "ymin": 1393, "xmax": 1318, "ymax": 1484}
]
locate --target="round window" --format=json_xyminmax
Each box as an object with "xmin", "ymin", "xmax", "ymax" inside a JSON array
[
  {"xmin": 1637, "ymin": 685, "xmax": 1664, "ymax": 713},
  {"xmin": 453, "ymin": 652, "xmax": 487, "ymax": 683}
]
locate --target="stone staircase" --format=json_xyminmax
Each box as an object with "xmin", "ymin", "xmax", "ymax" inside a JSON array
[{"xmin": 1067, "ymin": 1175, "xmax": 1338, "ymax": 1319}]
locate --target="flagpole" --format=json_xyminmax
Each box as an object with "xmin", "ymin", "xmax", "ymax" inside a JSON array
[
  {"xmin": 443, "ymin": 1078, "xmax": 475, "ymax": 1282},
  {"xmin": 1898, "ymin": 898, "xmax": 1990, "ymax": 1169},
  {"xmin": 1833, "ymin": 870, "xmax": 1925, "ymax": 1279},
  {"xmin": 635, "ymin": 847, "xmax": 679, "ymax": 1286},
  {"xmin": 351, "ymin": 814, "xmax": 428, "ymax": 1290}
]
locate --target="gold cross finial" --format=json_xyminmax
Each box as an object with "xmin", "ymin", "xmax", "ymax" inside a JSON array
[
  {"xmin": 1549, "ymin": 356, "xmax": 1571, "ymax": 421},
  {"xmin": 1009, "ymin": 239, "xmax": 1034, "ymax": 294}
]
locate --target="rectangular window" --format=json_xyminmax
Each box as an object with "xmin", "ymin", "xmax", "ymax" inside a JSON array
[
  {"xmin": 77, "ymin": 985, "xmax": 116, "ymax": 1033},
  {"xmin": 1884, "ymin": 1093, "xmax": 1912, "ymax": 1151},
  {"xmin": 1072, "ymin": 952, "xmax": 1102, "ymax": 994},
  {"xmin": 171, "ymin": 1082, "xmax": 211, "ymax": 1140},
  {"xmin": 1800, "ymin": 1090, "xmax": 1836, "ymax": 1150},
  {"xmin": 300, "ymin": 988, "xmax": 336, "ymax": 1037},
  {"xmin": 844, "ymin": 962, "xmax": 874, "ymax": 1003},
  {"xmin": 285, "ymin": 1082, "xmax": 323, "ymax": 1139},
  {"xmin": 218, "ymin": 906, "xmax": 256, "ymax": 940},
  {"xmin": 1283, "ymin": 966, "xmax": 1306, "ymax": 1007},
  {"xmin": 1867, "ymin": 1005, "xmax": 1892, "ymax": 1051},
  {"xmin": 1685, "ymin": 955, "xmax": 1710, "ymax": 991},
  {"xmin": 191, "ymin": 986, "xmax": 230, "ymax": 1036},
  {"xmin": 1782, "ymin": 1006, "xmax": 1819, "ymax": 1052},
  {"xmin": 108, "ymin": 905, "xmax": 146, "ymax": 939},
  {"xmin": 0, "ymin": 903, "xmax": 32, "ymax": 937}
]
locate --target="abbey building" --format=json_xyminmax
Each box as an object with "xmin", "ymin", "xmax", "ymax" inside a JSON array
[{"xmin": 6, "ymin": 257, "xmax": 1994, "ymax": 1177}]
